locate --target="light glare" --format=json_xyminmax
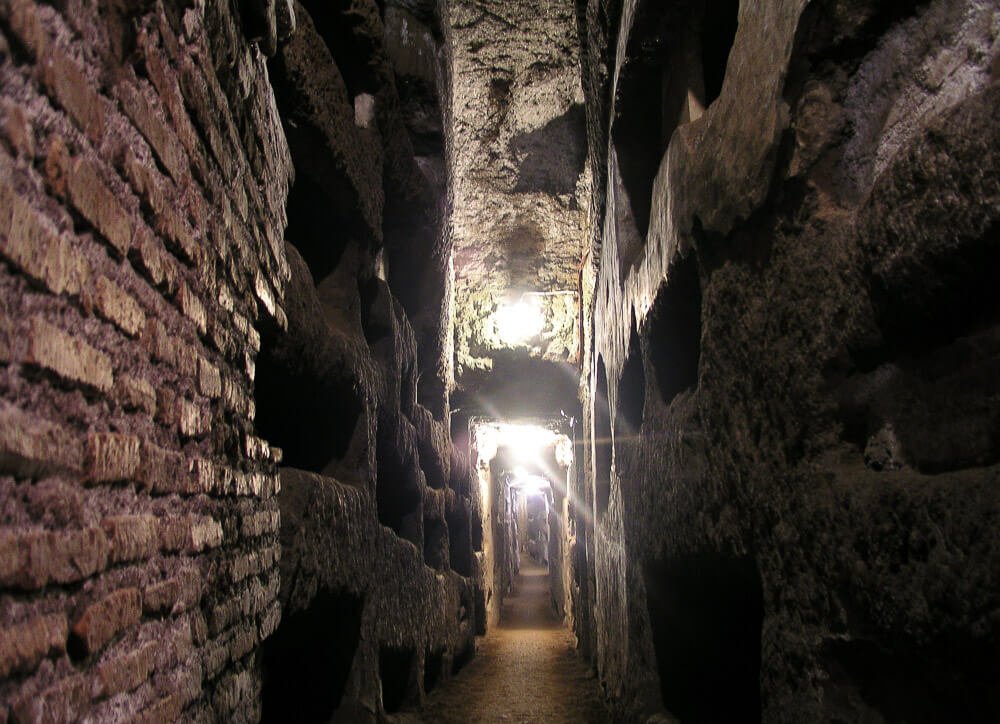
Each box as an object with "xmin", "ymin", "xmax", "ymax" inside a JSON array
[{"xmin": 495, "ymin": 298, "xmax": 544, "ymax": 344}]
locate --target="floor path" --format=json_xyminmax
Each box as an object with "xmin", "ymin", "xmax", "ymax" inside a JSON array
[{"xmin": 409, "ymin": 561, "xmax": 611, "ymax": 723}]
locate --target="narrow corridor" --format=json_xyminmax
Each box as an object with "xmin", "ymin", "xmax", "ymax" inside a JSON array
[{"xmin": 410, "ymin": 563, "xmax": 610, "ymax": 723}]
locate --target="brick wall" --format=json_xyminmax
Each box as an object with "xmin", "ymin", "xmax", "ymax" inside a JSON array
[{"xmin": 0, "ymin": 0, "xmax": 291, "ymax": 720}]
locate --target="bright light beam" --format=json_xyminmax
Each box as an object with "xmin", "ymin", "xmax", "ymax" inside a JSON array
[{"xmin": 495, "ymin": 297, "xmax": 544, "ymax": 344}]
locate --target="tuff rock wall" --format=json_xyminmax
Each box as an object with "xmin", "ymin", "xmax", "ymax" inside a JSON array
[
  {"xmin": 0, "ymin": 0, "xmax": 478, "ymax": 721},
  {"xmin": 577, "ymin": 0, "xmax": 1000, "ymax": 721}
]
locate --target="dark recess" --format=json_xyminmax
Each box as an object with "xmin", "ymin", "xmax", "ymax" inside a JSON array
[
  {"xmin": 254, "ymin": 328, "xmax": 363, "ymax": 475},
  {"xmin": 594, "ymin": 357, "xmax": 612, "ymax": 516},
  {"xmin": 616, "ymin": 316, "xmax": 646, "ymax": 433},
  {"xmin": 644, "ymin": 552, "xmax": 763, "ymax": 724},
  {"xmin": 423, "ymin": 515, "xmax": 449, "ymax": 570},
  {"xmin": 446, "ymin": 499, "xmax": 475, "ymax": 577},
  {"xmin": 864, "ymin": 222, "xmax": 1000, "ymax": 366},
  {"xmin": 821, "ymin": 636, "xmax": 1000, "ymax": 723},
  {"xmin": 452, "ymin": 637, "xmax": 475, "ymax": 674},
  {"xmin": 379, "ymin": 646, "xmax": 417, "ymax": 714},
  {"xmin": 300, "ymin": 0, "xmax": 380, "ymax": 96},
  {"xmin": 423, "ymin": 648, "xmax": 444, "ymax": 695},
  {"xmin": 261, "ymin": 590, "xmax": 363, "ymax": 722},
  {"xmin": 283, "ymin": 170, "xmax": 354, "ymax": 282},
  {"xmin": 612, "ymin": 0, "xmax": 739, "ymax": 240},
  {"xmin": 375, "ymin": 426, "xmax": 423, "ymax": 544},
  {"xmin": 701, "ymin": 0, "xmax": 740, "ymax": 106},
  {"xmin": 648, "ymin": 253, "xmax": 702, "ymax": 405}
]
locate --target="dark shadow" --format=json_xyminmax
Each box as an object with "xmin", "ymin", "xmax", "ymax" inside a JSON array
[
  {"xmin": 380, "ymin": 646, "xmax": 417, "ymax": 714},
  {"xmin": 644, "ymin": 551, "xmax": 763, "ymax": 724},
  {"xmin": 616, "ymin": 315, "xmax": 646, "ymax": 433},
  {"xmin": 512, "ymin": 104, "xmax": 587, "ymax": 195},
  {"xmin": 647, "ymin": 253, "xmax": 702, "ymax": 405},
  {"xmin": 423, "ymin": 648, "xmax": 444, "ymax": 695},
  {"xmin": 821, "ymin": 636, "xmax": 1000, "ymax": 723},
  {"xmin": 261, "ymin": 590, "xmax": 363, "ymax": 722},
  {"xmin": 594, "ymin": 357, "xmax": 612, "ymax": 517}
]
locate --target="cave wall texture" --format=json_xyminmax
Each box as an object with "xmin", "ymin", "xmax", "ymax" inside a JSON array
[{"xmin": 576, "ymin": 0, "xmax": 1000, "ymax": 721}]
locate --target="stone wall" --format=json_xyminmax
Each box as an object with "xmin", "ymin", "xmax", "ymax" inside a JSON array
[
  {"xmin": 578, "ymin": 0, "xmax": 1000, "ymax": 721},
  {"xmin": 0, "ymin": 0, "xmax": 290, "ymax": 720},
  {"xmin": 0, "ymin": 0, "xmax": 477, "ymax": 721}
]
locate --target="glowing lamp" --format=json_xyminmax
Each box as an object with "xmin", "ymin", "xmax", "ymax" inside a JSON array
[{"xmin": 495, "ymin": 297, "xmax": 544, "ymax": 344}]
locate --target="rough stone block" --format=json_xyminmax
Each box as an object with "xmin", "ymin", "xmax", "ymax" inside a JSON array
[
  {"xmin": 95, "ymin": 639, "xmax": 157, "ymax": 697},
  {"xmin": 26, "ymin": 316, "xmax": 113, "ymax": 392},
  {"xmin": 158, "ymin": 515, "xmax": 223, "ymax": 553},
  {"xmin": 95, "ymin": 276, "xmax": 145, "ymax": 337},
  {"xmin": 144, "ymin": 568, "xmax": 202, "ymax": 614},
  {"xmin": 117, "ymin": 375, "xmax": 157, "ymax": 414},
  {"xmin": 66, "ymin": 157, "xmax": 132, "ymax": 256},
  {"xmin": 0, "ymin": 527, "xmax": 110, "ymax": 589},
  {"xmin": 178, "ymin": 282, "xmax": 207, "ymax": 335},
  {"xmin": 11, "ymin": 673, "xmax": 88, "ymax": 724},
  {"xmin": 85, "ymin": 432, "xmax": 141, "ymax": 483},
  {"xmin": 0, "ymin": 177, "xmax": 91, "ymax": 297},
  {"xmin": 41, "ymin": 45, "xmax": 105, "ymax": 143},
  {"xmin": 197, "ymin": 357, "xmax": 222, "ymax": 398},
  {"xmin": 70, "ymin": 587, "xmax": 142, "ymax": 656},
  {"xmin": 101, "ymin": 514, "xmax": 158, "ymax": 563},
  {"xmin": 0, "ymin": 613, "xmax": 67, "ymax": 677},
  {"xmin": 0, "ymin": 400, "xmax": 83, "ymax": 476}
]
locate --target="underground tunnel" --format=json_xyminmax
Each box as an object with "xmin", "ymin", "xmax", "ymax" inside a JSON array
[{"xmin": 0, "ymin": 0, "xmax": 998, "ymax": 722}]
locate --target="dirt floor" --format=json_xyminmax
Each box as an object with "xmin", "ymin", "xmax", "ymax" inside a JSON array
[{"xmin": 404, "ymin": 561, "xmax": 612, "ymax": 723}]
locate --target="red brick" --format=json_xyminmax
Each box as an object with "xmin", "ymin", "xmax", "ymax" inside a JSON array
[
  {"xmin": 67, "ymin": 157, "xmax": 132, "ymax": 256},
  {"xmin": 41, "ymin": 46, "xmax": 105, "ymax": 143},
  {"xmin": 70, "ymin": 587, "xmax": 142, "ymax": 656},
  {"xmin": 0, "ymin": 400, "xmax": 83, "ymax": 476},
  {"xmin": 143, "ymin": 568, "xmax": 201, "ymax": 614},
  {"xmin": 177, "ymin": 282, "xmax": 207, "ymax": 335},
  {"xmin": 0, "ymin": 173, "xmax": 91, "ymax": 298},
  {"xmin": 197, "ymin": 357, "xmax": 221, "ymax": 398},
  {"xmin": 258, "ymin": 601, "xmax": 281, "ymax": 641},
  {"xmin": 95, "ymin": 639, "xmax": 157, "ymax": 697},
  {"xmin": 0, "ymin": 613, "xmax": 67, "ymax": 677},
  {"xmin": 85, "ymin": 432, "xmax": 140, "ymax": 483},
  {"xmin": 123, "ymin": 150, "xmax": 197, "ymax": 264},
  {"xmin": 116, "ymin": 79, "xmax": 189, "ymax": 185},
  {"xmin": 0, "ymin": 527, "xmax": 109, "ymax": 589},
  {"xmin": 4, "ymin": 0, "xmax": 45, "ymax": 51},
  {"xmin": 2, "ymin": 98, "xmax": 35, "ymax": 159},
  {"xmin": 158, "ymin": 515, "xmax": 222, "ymax": 553},
  {"xmin": 101, "ymin": 514, "xmax": 158, "ymax": 563},
  {"xmin": 26, "ymin": 316, "xmax": 114, "ymax": 392},
  {"xmin": 240, "ymin": 510, "xmax": 279, "ymax": 539},
  {"xmin": 134, "ymin": 694, "xmax": 183, "ymax": 724},
  {"xmin": 137, "ymin": 442, "xmax": 192, "ymax": 494},
  {"xmin": 11, "ymin": 673, "xmax": 88, "ymax": 724},
  {"xmin": 137, "ymin": 27, "xmax": 202, "ymax": 170},
  {"xmin": 95, "ymin": 276, "xmax": 145, "ymax": 337},
  {"xmin": 116, "ymin": 374, "xmax": 157, "ymax": 414},
  {"xmin": 155, "ymin": 389, "xmax": 205, "ymax": 438}
]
